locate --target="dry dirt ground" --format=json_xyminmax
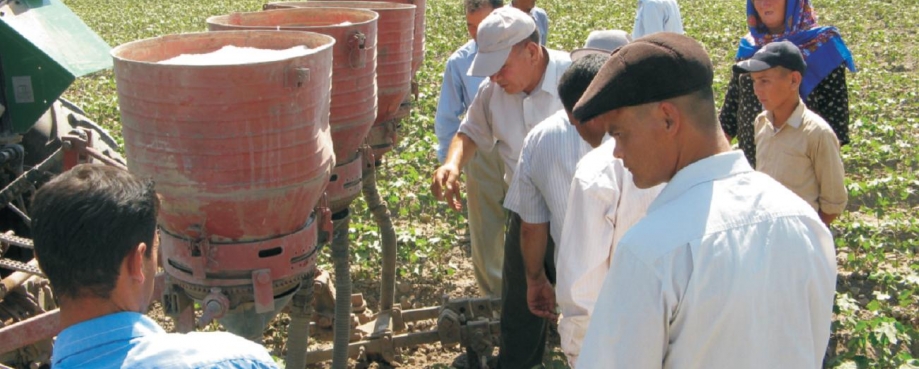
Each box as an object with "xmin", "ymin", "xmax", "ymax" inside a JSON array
[{"xmin": 148, "ymin": 239, "xmax": 568, "ymax": 368}]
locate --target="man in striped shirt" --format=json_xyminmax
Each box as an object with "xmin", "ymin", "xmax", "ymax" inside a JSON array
[
  {"xmin": 431, "ymin": 7, "xmax": 570, "ymax": 368},
  {"xmin": 502, "ymin": 30, "xmax": 631, "ymax": 368}
]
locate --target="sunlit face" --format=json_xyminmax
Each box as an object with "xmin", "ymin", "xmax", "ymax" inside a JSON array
[
  {"xmin": 570, "ymin": 111, "xmax": 607, "ymax": 148},
  {"xmin": 466, "ymin": 7, "xmax": 493, "ymax": 40},
  {"xmin": 489, "ymin": 42, "xmax": 538, "ymax": 95},
  {"xmin": 750, "ymin": 67, "xmax": 798, "ymax": 112},
  {"xmin": 754, "ymin": 0, "xmax": 787, "ymax": 34},
  {"xmin": 512, "ymin": 0, "xmax": 536, "ymax": 14},
  {"xmin": 599, "ymin": 104, "xmax": 674, "ymax": 189}
]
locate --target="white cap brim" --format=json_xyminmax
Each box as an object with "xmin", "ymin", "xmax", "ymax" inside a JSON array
[{"xmin": 468, "ymin": 47, "xmax": 513, "ymax": 77}]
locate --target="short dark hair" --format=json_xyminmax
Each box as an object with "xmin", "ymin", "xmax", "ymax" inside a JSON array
[
  {"xmin": 558, "ymin": 54, "xmax": 609, "ymax": 114},
  {"xmin": 30, "ymin": 164, "xmax": 159, "ymax": 300},
  {"xmin": 465, "ymin": 0, "xmax": 503, "ymax": 13},
  {"xmin": 667, "ymin": 86, "xmax": 718, "ymax": 131}
]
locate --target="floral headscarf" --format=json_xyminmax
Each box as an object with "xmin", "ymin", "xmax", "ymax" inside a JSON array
[{"xmin": 736, "ymin": 0, "xmax": 856, "ymax": 97}]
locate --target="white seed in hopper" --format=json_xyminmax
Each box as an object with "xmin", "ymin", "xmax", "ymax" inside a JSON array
[{"xmin": 159, "ymin": 45, "xmax": 316, "ymax": 66}]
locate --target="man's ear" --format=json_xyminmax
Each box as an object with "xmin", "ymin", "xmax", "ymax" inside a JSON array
[
  {"xmin": 125, "ymin": 242, "xmax": 148, "ymax": 283},
  {"xmin": 659, "ymin": 101, "xmax": 682, "ymax": 136},
  {"xmin": 526, "ymin": 41, "xmax": 540, "ymax": 63},
  {"xmin": 791, "ymin": 71, "xmax": 803, "ymax": 90}
]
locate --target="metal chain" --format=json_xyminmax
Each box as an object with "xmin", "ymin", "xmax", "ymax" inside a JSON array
[
  {"xmin": 0, "ymin": 232, "xmax": 34, "ymax": 249},
  {"xmin": 0, "ymin": 258, "xmax": 44, "ymax": 277}
]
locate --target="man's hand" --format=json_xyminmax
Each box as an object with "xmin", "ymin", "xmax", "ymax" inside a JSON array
[
  {"xmin": 431, "ymin": 163, "xmax": 464, "ymax": 212},
  {"xmin": 526, "ymin": 274, "xmax": 558, "ymax": 320},
  {"xmin": 818, "ymin": 210, "xmax": 839, "ymax": 226}
]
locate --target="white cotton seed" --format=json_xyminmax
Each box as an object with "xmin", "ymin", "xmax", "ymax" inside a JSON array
[{"xmin": 159, "ymin": 45, "xmax": 316, "ymax": 66}]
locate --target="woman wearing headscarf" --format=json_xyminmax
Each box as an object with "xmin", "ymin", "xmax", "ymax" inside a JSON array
[{"xmin": 720, "ymin": 0, "xmax": 856, "ymax": 167}]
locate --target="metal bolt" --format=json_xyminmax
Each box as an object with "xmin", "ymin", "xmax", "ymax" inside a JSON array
[{"xmin": 257, "ymin": 271, "xmax": 270, "ymax": 284}]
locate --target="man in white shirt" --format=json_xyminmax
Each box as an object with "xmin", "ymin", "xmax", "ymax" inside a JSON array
[
  {"xmin": 632, "ymin": 0, "xmax": 684, "ymax": 39},
  {"xmin": 536, "ymin": 31, "xmax": 664, "ymax": 368},
  {"xmin": 501, "ymin": 30, "xmax": 634, "ymax": 367},
  {"xmin": 430, "ymin": 7, "xmax": 570, "ymax": 368},
  {"xmin": 556, "ymin": 134, "xmax": 662, "ymax": 367},
  {"xmin": 573, "ymin": 33, "xmax": 837, "ymax": 368}
]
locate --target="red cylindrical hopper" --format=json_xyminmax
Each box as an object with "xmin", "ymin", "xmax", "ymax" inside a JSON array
[
  {"xmin": 111, "ymin": 31, "xmax": 335, "ymax": 243},
  {"xmin": 324, "ymin": 0, "xmax": 425, "ymax": 75},
  {"xmin": 207, "ymin": 8, "xmax": 378, "ymax": 164},
  {"xmin": 265, "ymin": 1, "xmax": 414, "ymax": 126}
]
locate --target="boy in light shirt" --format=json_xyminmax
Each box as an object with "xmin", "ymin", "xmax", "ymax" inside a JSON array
[{"xmin": 734, "ymin": 40, "xmax": 847, "ymax": 225}]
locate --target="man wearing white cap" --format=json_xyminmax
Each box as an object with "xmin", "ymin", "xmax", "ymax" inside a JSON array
[
  {"xmin": 434, "ymin": 0, "xmax": 508, "ymax": 300},
  {"xmin": 502, "ymin": 29, "xmax": 635, "ymax": 368},
  {"xmin": 430, "ymin": 6, "xmax": 570, "ymax": 368}
]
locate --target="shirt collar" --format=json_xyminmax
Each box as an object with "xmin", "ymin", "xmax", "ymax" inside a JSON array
[
  {"xmin": 532, "ymin": 47, "xmax": 563, "ymax": 98},
  {"xmin": 766, "ymin": 99, "xmax": 806, "ymax": 131},
  {"xmin": 52, "ymin": 312, "xmax": 165, "ymax": 365},
  {"xmin": 648, "ymin": 151, "xmax": 753, "ymax": 213}
]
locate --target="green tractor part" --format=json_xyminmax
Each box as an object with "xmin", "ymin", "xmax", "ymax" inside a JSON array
[{"xmin": 0, "ymin": 0, "xmax": 112, "ymax": 135}]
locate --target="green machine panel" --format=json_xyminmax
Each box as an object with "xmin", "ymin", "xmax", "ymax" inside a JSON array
[{"xmin": 0, "ymin": 0, "xmax": 112, "ymax": 134}]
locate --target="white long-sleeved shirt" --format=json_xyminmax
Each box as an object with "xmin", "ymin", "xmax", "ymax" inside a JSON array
[
  {"xmin": 503, "ymin": 110, "xmax": 591, "ymax": 256},
  {"xmin": 632, "ymin": 0, "xmax": 684, "ymax": 39},
  {"xmin": 556, "ymin": 139, "xmax": 662, "ymax": 366},
  {"xmin": 458, "ymin": 48, "xmax": 572, "ymax": 185},
  {"xmin": 578, "ymin": 150, "xmax": 837, "ymax": 369}
]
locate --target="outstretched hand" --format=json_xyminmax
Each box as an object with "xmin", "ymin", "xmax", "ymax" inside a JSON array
[
  {"xmin": 526, "ymin": 274, "xmax": 558, "ymax": 320},
  {"xmin": 431, "ymin": 163, "xmax": 464, "ymax": 212}
]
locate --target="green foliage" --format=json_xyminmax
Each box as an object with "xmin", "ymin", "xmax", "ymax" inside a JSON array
[{"xmin": 60, "ymin": 0, "xmax": 919, "ymax": 367}]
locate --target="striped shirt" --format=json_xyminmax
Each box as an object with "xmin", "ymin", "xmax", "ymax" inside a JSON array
[
  {"xmin": 556, "ymin": 139, "xmax": 662, "ymax": 366},
  {"xmin": 504, "ymin": 110, "xmax": 592, "ymax": 254}
]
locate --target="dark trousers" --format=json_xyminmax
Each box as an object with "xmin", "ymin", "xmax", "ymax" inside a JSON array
[{"xmin": 499, "ymin": 211, "xmax": 556, "ymax": 369}]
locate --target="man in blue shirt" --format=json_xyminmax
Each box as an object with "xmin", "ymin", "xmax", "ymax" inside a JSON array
[
  {"xmin": 511, "ymin": 0, "xmax": 549, "ymax": 45},
  {"xmin": 30, "ymin": 164, "xmax": 279, "ymax": 369},
  {"xmin": 632, "ymin": 0, "xmax": 684, "ymax": 39},
  {"xmin": 433, "ymin": 0, "xmax": 508, "ymax": 298}
]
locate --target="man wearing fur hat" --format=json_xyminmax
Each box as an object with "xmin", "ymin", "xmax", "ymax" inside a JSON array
[{"xmin": 574, "ymin": 33, "xmax": 837, "ymax": 368}]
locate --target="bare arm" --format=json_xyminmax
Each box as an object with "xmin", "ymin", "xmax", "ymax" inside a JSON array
[
  {"xmin": 521, "ymin": 221, "xmax": 556, "ymax": 320},
  {"xmin": 431, "ymin": 133, "xmax": 478, "ymax": 212},
  {"xmin": 818, "ymin": 210, "xmax": 838, "ymax": 226}
]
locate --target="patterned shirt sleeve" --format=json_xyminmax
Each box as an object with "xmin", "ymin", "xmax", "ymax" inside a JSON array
[
  {"xmin": 719, "ymin": 71, "xmax": 742, "ymax": 139},
  {"xmin": 804, "ymin": 64, "xmax": 850, "ymax": 146}
]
